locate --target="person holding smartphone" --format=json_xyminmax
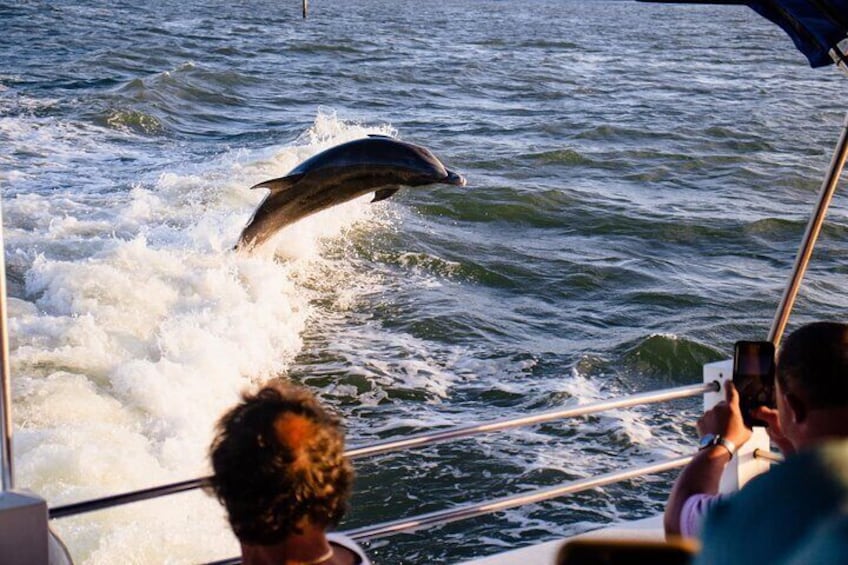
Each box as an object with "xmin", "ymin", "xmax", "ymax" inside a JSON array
[{"xmin": 664, "ymin": 321, "xmax": 848, "ymax": 546}]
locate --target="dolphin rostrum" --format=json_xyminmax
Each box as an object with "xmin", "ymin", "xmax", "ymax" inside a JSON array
[{"xmin": 235, "ymin": 135, "xmax": 466, "ymax": 252}]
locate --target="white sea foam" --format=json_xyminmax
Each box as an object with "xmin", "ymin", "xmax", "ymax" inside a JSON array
[{"xmin": 7, "ymin": 110, "xmax": 396, "ymax": 563}]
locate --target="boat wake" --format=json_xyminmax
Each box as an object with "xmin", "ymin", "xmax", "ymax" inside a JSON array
[{"xmin": 8, "ymin": 109, "xmax": 398, "ymax": 563}]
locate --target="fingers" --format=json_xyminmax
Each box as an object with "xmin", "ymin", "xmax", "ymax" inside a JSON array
[
  {"xmin": 725, "ymin": 379, "xmax": 739, "ymax": 406},
  {"xmin": 750, "ymin": 404, "xmax": 783, "ymax": 430},
  {"xmin": 697, "ymin": 402, "xmax": 726, "ymax": 436},
  {"xmin": 750, "ymin": 405, "xmax": 778, "ymax": 423},
  {"xmin": 725, "ymin": 381, "xmax": 749, "ymax": 440},
  {"xmin": 750, "ymin": 405, "xmax": 793, "ymax": 454},
  {"xmin": 692, "ymin": 381, "xmax": 754, "ymax": 448}
]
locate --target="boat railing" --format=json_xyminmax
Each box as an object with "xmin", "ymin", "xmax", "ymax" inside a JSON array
[
  {"xmin": 3, "ymin": 364, "xmax": 787, "ymax": 565},
  {"xmin": 35, "ymin": 363, "xmax": 784, "ymax": 565},
  {"xmin": 47, "ymin": 381, "xmax": 716, "ymax": 521},
  {"xmin": 34, "ymin": 377, "xmax": 773, "ymax": 565},
  {"xmin": 206, "ymin": 456, "xmax": 700, "ymax": 565}
]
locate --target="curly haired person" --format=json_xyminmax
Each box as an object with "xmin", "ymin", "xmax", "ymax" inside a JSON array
[{"xmin": 208, "ymin": 381, "xmax": 370, "ymax": 565}]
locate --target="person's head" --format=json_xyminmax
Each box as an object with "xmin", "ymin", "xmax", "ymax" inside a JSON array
[
  {"xmin": 776, "ymin": 321, "xmax": 848, "ymax": 446},
  {"xmin": 208, "ymin": 380, "xmax": 353, "ymax": 546}
]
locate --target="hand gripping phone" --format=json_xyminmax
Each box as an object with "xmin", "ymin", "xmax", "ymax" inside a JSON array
[{"xmin": 732, "ymin": 340, "xmax": 776, "ymax": 428}]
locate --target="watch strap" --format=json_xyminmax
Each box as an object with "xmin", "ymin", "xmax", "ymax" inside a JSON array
[
  {"xmin": 698, "ymin": 434, "xmax": 737, "ymax": 459},
  {"xmin": 716, "ymin": 437, "xmax": 737, "ymax": 459}
]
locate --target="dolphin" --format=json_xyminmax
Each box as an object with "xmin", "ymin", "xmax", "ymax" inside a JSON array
[{"xmin": 235, "ymin": 135, "xmax": 466, "ymax": 252}]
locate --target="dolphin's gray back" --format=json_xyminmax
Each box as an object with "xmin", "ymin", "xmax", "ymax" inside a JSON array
[{"xmin": 286, "ymin": 136, "xmax": 448, "ymax": 181}]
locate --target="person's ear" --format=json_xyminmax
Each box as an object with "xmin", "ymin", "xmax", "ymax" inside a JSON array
[{"xmin": 785, "ymin": 392, "xmax": 808, "ymax": 425}]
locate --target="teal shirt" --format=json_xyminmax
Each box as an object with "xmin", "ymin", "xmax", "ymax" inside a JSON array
[{"xmin": 694, "ymin": 439, "xmax": 848, "ymax": 565}]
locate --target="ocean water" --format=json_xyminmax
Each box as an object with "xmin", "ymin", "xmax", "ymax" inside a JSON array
[{"xmin": 2, "ymin": 0, "xmax": 847, "ymax": 563}]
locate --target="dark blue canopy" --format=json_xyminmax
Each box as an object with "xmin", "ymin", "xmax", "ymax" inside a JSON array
[{"xmin": 642, "ymin": 1, "xmax": 848, "ymax": 68}]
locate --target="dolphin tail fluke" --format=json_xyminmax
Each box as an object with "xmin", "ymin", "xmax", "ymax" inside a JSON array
[{"xmin": 250, "ymin": 173, "xmax": 305, "ymax": 192}]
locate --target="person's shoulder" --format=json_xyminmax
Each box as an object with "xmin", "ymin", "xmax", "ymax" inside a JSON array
[
  {"xmin": 725, "ymin": 439, "xmax": 848, "ymax": 504},
  {"xmin": 328, "ymin": 532, "xmax": 372, "ymax": 565},
  {"xmin": 761, "ymin": 439, "xmax": 848, "ymax": 495},
  {"xmin": 695, "ymin": 439, "xmax": 848, "ymax": 564}
]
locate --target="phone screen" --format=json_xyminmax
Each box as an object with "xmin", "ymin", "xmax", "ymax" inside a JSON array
[{"xmin": 732, "ymin": 340, "xmax": 776, "ymax": 428}]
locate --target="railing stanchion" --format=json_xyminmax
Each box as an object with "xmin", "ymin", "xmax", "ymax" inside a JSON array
[{"xmin": 0, "ymin": 200, "xmax": 14, "ymax": 492}]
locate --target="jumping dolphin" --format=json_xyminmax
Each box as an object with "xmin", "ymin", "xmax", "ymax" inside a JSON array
[{"xmin": 235, "ymin": 135, "xmax": 466, "ymax": 252}]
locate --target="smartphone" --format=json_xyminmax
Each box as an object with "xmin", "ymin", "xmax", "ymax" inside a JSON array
[{"xmin": 732, "ymin": 340, "xmax": 776, "ymax": 428}]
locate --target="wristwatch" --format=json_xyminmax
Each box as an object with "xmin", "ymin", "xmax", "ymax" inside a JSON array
[{"xmin": 698, "ymin": 433, "xmax": 737, "ymax": 459}]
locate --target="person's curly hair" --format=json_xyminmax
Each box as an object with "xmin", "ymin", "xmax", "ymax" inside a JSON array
[{"xmin": 208, "ymin": 380, "xmax": 353, "ymax": 545}]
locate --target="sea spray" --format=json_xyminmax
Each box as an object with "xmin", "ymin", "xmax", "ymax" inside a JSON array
[{"xmin": 10, "ymin": 113, "xmax": 389, "ymax": 562}]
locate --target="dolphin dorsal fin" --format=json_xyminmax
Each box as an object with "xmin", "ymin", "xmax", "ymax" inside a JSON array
[
  {"xmin": 367, "ymin": 134, "xmax": 394, "ymax": 139},
  {"xmin": 250, "ymin": 173, "xmax": 305, "ymax": 192},
  {"xmin": 371, "ymin": 187, "xmax": 400, "ymax": 203}
]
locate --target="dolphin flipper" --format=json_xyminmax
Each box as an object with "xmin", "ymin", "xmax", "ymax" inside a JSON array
[
  {"xmin": 371, "ymin": 188, "xmax": 400, "ymax": 203},
  {"xmin": 250, "ymin": 173, "xmax": 305, "ymax": 192}
]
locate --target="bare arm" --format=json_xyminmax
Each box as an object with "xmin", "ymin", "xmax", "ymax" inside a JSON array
[
  {"xmin": 664, "ymin": 381, "xmax": 752, "ymax": 537},
  {"xmin": 663, "ymin": 442, "xmax": 732, "ymax": 536}
]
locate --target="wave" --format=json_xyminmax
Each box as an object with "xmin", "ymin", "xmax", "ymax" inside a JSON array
[
  {"xmin": 617, "ymin": 333, "xmax": 724, "ymax": 383},
  {"xmin": 100, "ymin": 108, "xmax": 166, "ymax": 135}
]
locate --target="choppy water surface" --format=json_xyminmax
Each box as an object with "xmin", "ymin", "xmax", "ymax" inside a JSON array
[{"xmin": 2, "ymin": 0, "xmax": 847, "ymax": 563}]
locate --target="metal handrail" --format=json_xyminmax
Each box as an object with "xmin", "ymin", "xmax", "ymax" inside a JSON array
[
  {"xmin": 753, "ymin": 448, "xmax": 785, "ymax": 464},
  {"xmin": 49, "ymin": 477, "xmax": 210, "ymax": 520},
  {"xmin": 347, "ymin": 382, "xmax": 717, "ymax": 459},
  {"xmin": 49, "ymin": 381, "xmax": 716, "ymax": 519},
  {"xmin": 204, "ymin": 455, "xmax": 693, "ymax": 565},
  {"xmin": 343, "ymin": 455, "xmax": 692, "ymax": 542},
  {"xmin": 768, "ymin": 111, "xmax": 848, "ymax": 347}
]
